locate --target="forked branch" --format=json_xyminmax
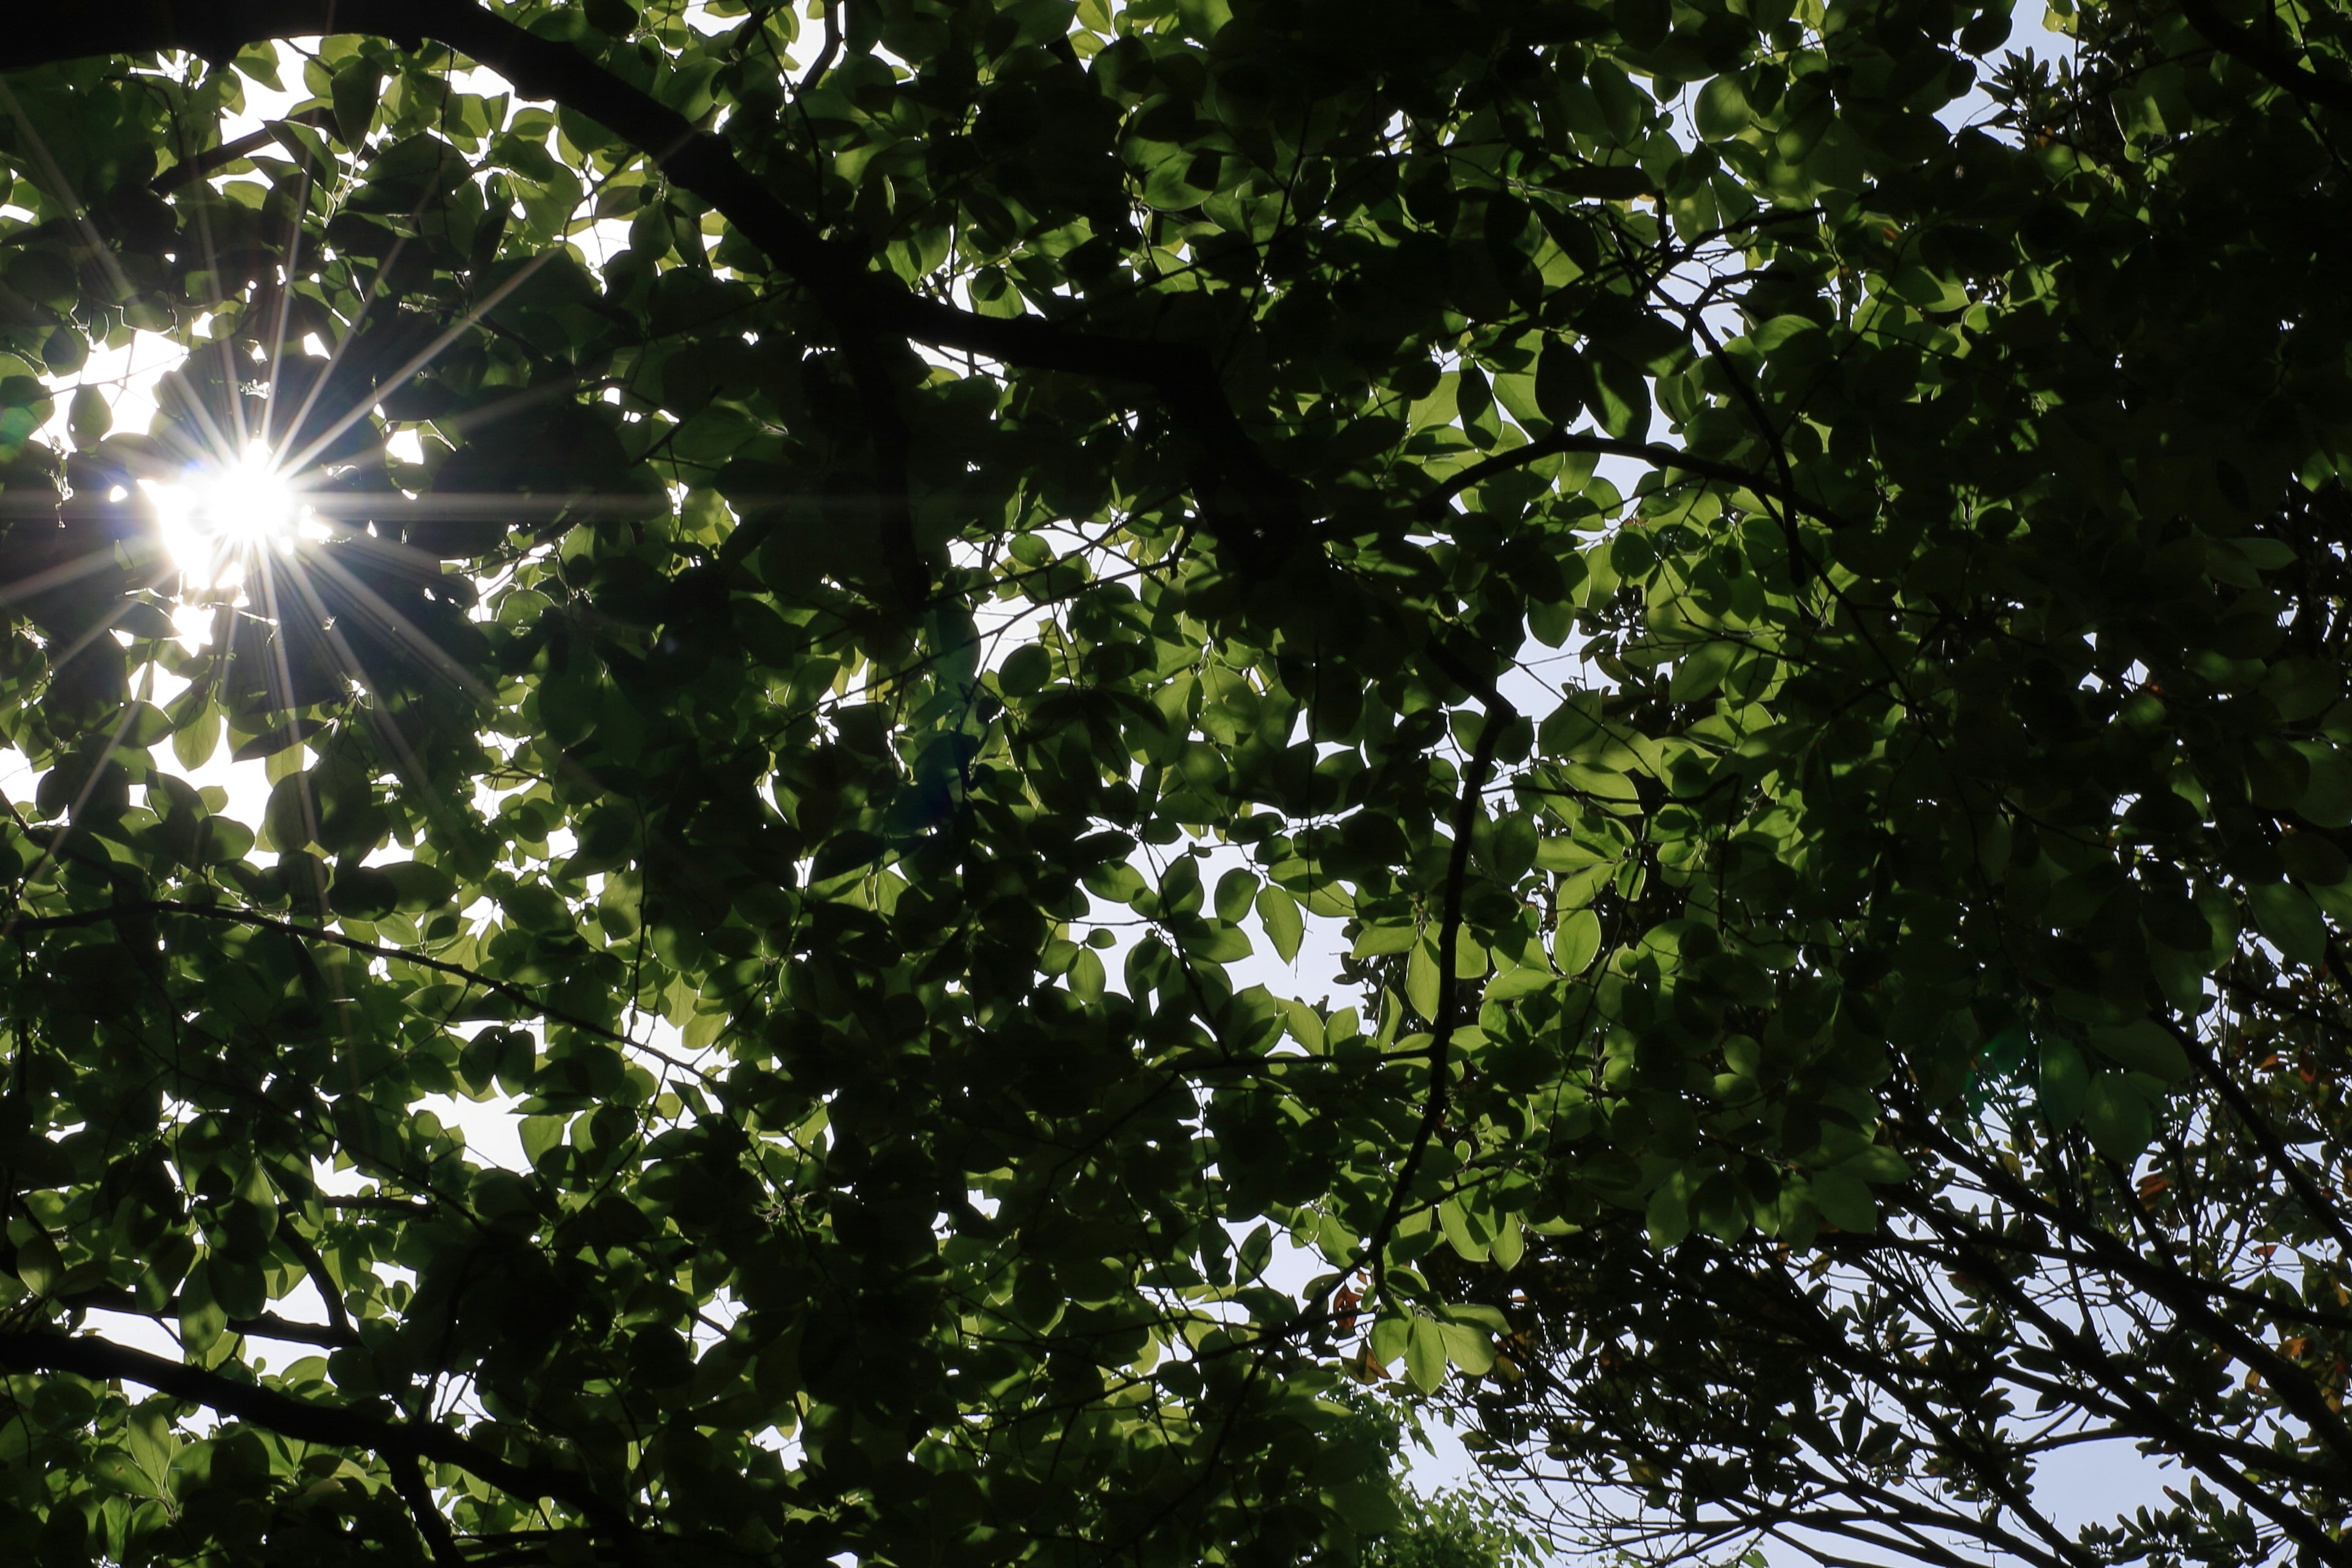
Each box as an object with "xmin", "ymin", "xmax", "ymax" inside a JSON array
[{"xmin": 1356, "ymin": 641, "xmax": 1518, "ymax": 1300}]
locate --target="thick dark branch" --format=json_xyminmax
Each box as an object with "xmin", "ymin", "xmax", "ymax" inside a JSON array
[
  {"xmin": 1414, "ymin": 428, "xmax": 1850, "ymax": 531},
  {"xmin": 325, "ymin": 1193, "xmax": 437, "ymax": 1216},
  {"xmin": 0, "ymin": 3, "xmax": 1308, "ymax": 564},
  {"xmin": 895, "ymin": 298, "xmax": 1308, "ymax": 560},
  {"xmin": 2177, "ymin": 0, "xmax": 2352, "ymax": 115},
  {"xmin": 154, "ymin": 107, "xmax": 334, "ymax": 192},
  {"xmin": 6, "ymin": 899, "xmax": 687, "ymax": 1063},
  {"xmin": 0, "ymin": 1330, "xmax": 631, "ymax": 1534},
  {"xmin": 65, "ymin": 1287, "xmax": 357, "ymax": 1349},
  {"xmin": 276, "ymin": 1212, "xmax": 356, "ymax": 1342},
  {"xmin": 391, "ymin": 1453, "xmax": 465, "ymax": 1568}
]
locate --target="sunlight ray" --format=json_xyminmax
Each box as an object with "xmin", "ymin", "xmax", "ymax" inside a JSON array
[
  {"xmin": 295, "ymin": 518, "xmax": 461, "ymax": 579},
  {"xmin": 279, "ymin": 535, "xmax": 704, "ymax": 967},
  {"xmin": 268, "ymin": 544, "xmax": 456, "ymax": 836},
  {"xmin": 283, "ymin": 249, "xmax": 565, "ymax": 477},
  {"xmin": 141, "ymin": 395, "xmax": 242, "ymax": 477},
  {"xmin": 294, "ymin": 544, "xmax": 499, "ymax": 705},
  {"xmin": 317, "ymin": 374, "xmax": 589, "ymax": 480},
  {"xmin": 259, "ymin": 152, "xmax": 324, "ymax": 452},
  {"xmin": 272, "ymin": 226, "xmax": 422, "ymax": 466},
  {"xmin": 0, "ymin": 536, "xmax": 165, "ymax": 610},
  {"xmin": 0, "ymin": 80, "xmax": 142, "ymax": 312},
  {"xmin": 250, "ymin": 551, "xmax": 333, "ymax": 920},
  {"xmin": 302, "ymin": 489, "xmax": 664, "ymax": 532},
  {"xmin": 148, "ymin": 342, "xmax": 248, "ymax": 477},
  {"xmin": 0, "ymin": 660, "xmax": 156, "ymax": 945},
  {"xmin": 271, "ymin": 172, "xmax": 476, "ymax": 471},
  {"xmin": 40, "ymin": 564, "xmax": 186, "ymax": 686},
  {"xmin": 34, "ymin": 565, "xmax": 179, "ymax": 685},
  {"xmin": 166, "ymin": 84, "xmax": 256, "ymax": 456}
]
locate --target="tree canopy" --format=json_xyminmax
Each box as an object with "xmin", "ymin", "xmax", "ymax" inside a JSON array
[{"xmin": 0, "ymin": 0, "xmax": 2348, "ymax": 1564}]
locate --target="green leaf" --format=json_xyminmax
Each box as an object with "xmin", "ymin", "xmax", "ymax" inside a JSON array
[
  {"xmin": 1161, "ymin": 855, "xmax": 1204, "ymax": 918},
  {"xmin": 2248, "ymin": 881, "xmax": 2329, "ymax": 967},
  {"xmin": 1808, "ymin": 1170, "xmax": 1877, "ymax": 1233},
  {"xmin": 1438, "ymin": 1197, "xmax": 1490, "ymax": 1262},
  {"xmin": 1483, "ymin": 964, "xmax": 1555, "ymax": 1002},
  {"xmin": 1406, "ymin": 935, "xmax": 1444, "ymax": 1021},
  {"xmin": 2262, "ymin": 657, "xmax": 2342, "ymax": 720},
  {"xmin": 1488, "ymin": 810, "xmax": 1540, "ymax": 884},
  {"xmin": 178, "ymin": 1265, "xmax": 226, "ymax": 1355},
  {"xmin": 2282, "ymin": 829, "xmax": 2349, "ymax": 888},
  {"xmin": 2086, "ymin": 1019, "xmax": 2190, "ymax": 1081},
  {"xmin": 67, "ymin": 385, "xmax": 111, "ymax": 445},
  {"xmin": 520, "ymin": 1115, "xmax": 568, "ymax": 1169},
  {"xmin": 1583, "ymin": 347, "xmax": 1650, "ymax": 439},
  {"xmin": 1554, "ymin": 908, "xmax": 1602, "ymax": 976},
  {"xmin": 1834, "ymin": 1144, "xmax": 1915, "ymax": 1185},
  {"xmin": 1436, "ymin": 1320, "xmax": 1496, "ymax": 1375},
  {"xmin": 1214, "ymin": 867, "xmax": 1258, "ymax": 924},
  {"xmin": 1489, "ymin": 1210, "xmax": 1525, "ymax": 1270},
  {"xmin": 331, "ymin": 57, "xmax": 384, "ymax": 148},
  {"xmin": 1645, "ymin": 1177, "xmax": 1691, "ymax": 1249},
  {"xmin": 1695, "ymin": 76, "xmax": 1754, "ymax": 139},
  {"xmin": 1404, "ymin": 1316, "xmax": 1448, "ymax": 1393},
  {"xmin": 127, "ymin": 1406, "xmax": 177, "ymax": 1491},
  {"xmin": 1535, "ymin": 337, "xmax": 1593, "ymax": 428},
  {"xmin": 2082, "ymin": 1072, "xmax": 2155, "ymax": 1164},
  {"xmin": 10, "ymin": 1227, "xmax": 58, "ymax": 1296},
  {"xmin": 1256, "ymin": 885, "xmax": 1303, "ymax": 963},
  {"xmin": 1668, "ymin": 640, "xmax": 1741, "ymax": 704},
  {"xmin": 1352, "ymin": 921, "xmax": 1419, "ymax": 957},
  {"xmin": 170, "ymin": 696, "xmax": 221, "ymax": 771},
  {"xmin": 2300, "ymin": 753, "xmax": 2352, "ymax": 827},
  {"xmin": 1071, "ymin": 946, "xmax": 1106, "ymax": 1003},
  {"xmin": 2038, "ymin": 1036, "xmax": 2087, "ymax": 1131}
]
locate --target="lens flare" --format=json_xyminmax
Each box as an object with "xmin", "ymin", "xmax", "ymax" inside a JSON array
[{"xmin": 143, "ymin": 441, "xmax": 307, "ymax": 590}]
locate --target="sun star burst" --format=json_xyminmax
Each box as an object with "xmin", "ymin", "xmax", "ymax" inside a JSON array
[{"xmin": 143, "ymin": 440, "xmax": 310, "ymax": 592}]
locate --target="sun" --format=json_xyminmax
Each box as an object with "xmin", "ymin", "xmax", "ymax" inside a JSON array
[{"xmin": 143, "ymin": 440, "xmax": 309, "ymax": 591}]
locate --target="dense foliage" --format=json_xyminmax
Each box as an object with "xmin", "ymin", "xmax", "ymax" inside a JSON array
[{"xmin": 0, "ymin": 0, "xmax": 2348, "ymax": 1564}]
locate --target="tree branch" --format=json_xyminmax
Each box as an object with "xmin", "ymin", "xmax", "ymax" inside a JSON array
[
  {"xmin": 153, "ymin": 107, "xmax": 335, "ymax": 192},
  {"xmin": 1902, "ymin": 1210, "xmax": 2352, "ymax": 1567},
  {"xmin": 1414, "ymin": 427, "xmax": 1850, "ymax": 531},
  {"xmin": 1908, "ymin": 1112, "xmax": 2352, "ymax": 1469},
  {"xmin": 1356, "ymin": 644, "xmax": 1517, "ymax": 1302},
  {"xmin": 63, "ymin": 1287, "xmax": 357, "ymax": 1349},
  {"xmin": 2173, "ymin": 1018, "xmax": 2352, "ymax": 1261},
  {"xmin": 4, "ymin": 899, "xmax": 706, "ymax": 1069},
  {"xmin": 392, "ymin": 1452, "xmax": 465, "ymax": 1568},
  {"xmin": 325, "ymin": 1193, "xmax": 437, "ymax": 1215},
  {"xmin": 2177, "ymin": 0, "xmax": 2352, "ymax": 115},
  {"xmin": 0, "ymin": 1329, "xmax": 633, "ymax": 1536},
  {"xmin": 0, "ymin": 4, "xmax": 1310, "ymax": 564},
  {"xmin": 276, "ymin": 1210, "xmax": 357, "ymax": 1343}
]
